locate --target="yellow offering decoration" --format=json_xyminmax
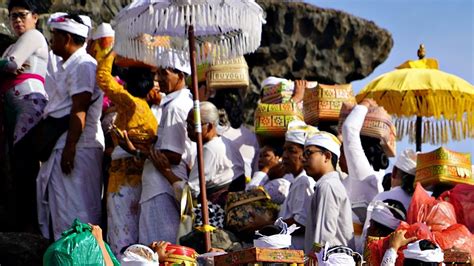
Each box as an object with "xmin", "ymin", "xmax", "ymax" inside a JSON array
[{"xmin": 415, "ymin": 147, "xmax": 473, "ymax": 187}]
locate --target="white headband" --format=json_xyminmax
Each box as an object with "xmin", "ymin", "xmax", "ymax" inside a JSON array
[
  {"xmin": 370, "ymin": 201, "xmax": 404, "ymax": 230},
  {"xmin": 305, "ymin": 131, "xmax": 341, "ymax": 158},
  {"xmin": 316, "ymin": 243, "xmax": 356, "ymax": 266},
  {"xmin": 48, "ymin": 14, "xmax": 90, "ymax": 38},
  {"xmin": 285, "ymin": 120, "xmax": 319, "ymax": 145},
  {"xmin": 395, "ymin": 149, "xmax": 417, "ymax": 175},
  {"xmin": 92, "ymin": 23, "xmax": 115, "ymax": 40},
  {"xmin": 403, "ymin": 240, "xmax": 444, "ymax": 263},
  {"xmin": 261, "ymin": 76, "xmax": 293, "ymax": 89}
]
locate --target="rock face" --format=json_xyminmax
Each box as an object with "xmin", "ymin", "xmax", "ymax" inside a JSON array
[
  {"xmin": 0, "ymin": 0, "xmax": 392, "ymax": 123},
  {"xmin": 243, "ymin": 0, "xmax": 393, "ymax": 123}
]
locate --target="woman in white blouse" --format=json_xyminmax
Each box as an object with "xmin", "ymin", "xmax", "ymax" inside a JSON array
[{"xmin": 0, "ymin": 0, "xmax": 48, "ymax": 232}]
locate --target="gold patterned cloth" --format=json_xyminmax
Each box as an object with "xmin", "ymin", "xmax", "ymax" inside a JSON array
[{"xmin": 97, "ymin": 53, "xmax": 158, "ymax": 192}]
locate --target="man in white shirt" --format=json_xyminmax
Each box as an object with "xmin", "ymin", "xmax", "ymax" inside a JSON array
[
  {"xmin": 150, "ymin": 101, "xmax": 245, "ymax": 207},
  {"xmin": 278, "ymin": 120, "xmax": 317, "ymax": 250},
  {"xmin": 186, "ymin": 102, "xmax": 246, "ymax": 202},
  {"xmin": 303, "ymin": 131, "xmax": 354, "ymax": 254},
  {"xmin": 139, "ymin": 58, "xmax": 194, "ymax": 245},
  {"xmin": 37, "ymin": 13, "xmax": 104, "ymax": 239}
]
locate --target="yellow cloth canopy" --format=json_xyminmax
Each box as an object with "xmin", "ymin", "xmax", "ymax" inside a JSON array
[{"xmin": 356, "ymin": 59, "xmax": 474, "ymax": 144}]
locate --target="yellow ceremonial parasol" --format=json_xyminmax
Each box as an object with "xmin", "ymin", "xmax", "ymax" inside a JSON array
[{"xmin": 356, "ymin": 44, "xmax": 474, "ymax": 151}]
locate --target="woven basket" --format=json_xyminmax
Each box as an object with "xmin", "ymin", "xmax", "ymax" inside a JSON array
[
  {"xmin": 254, "ymin": 102, "xmax": 304, "ymax": 137},
  {"xmin": 304, "ymin": 83, "xmax": 356, "ymax": 125},
  {"xmin": 338, "ymin": 102, "xmax": 397, "ymax": 157},
  {"xmin": 206, "ymin": 56, "xmax": 249, "ymax": 90},
  {"xmin": 415, "ymin": 147, "xmax": 473, "ymax": 187}
]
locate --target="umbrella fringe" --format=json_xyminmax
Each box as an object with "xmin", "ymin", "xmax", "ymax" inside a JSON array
[
  {"xmin": 394, "ymin": 117, "xmax": 473, "ymax": 145},
  {"xmin": 114, "ymin": 2, "xmax": 264, "ymax": 65}
]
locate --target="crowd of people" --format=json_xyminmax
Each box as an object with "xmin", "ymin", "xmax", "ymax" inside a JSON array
[{"xmin": 1, "ymin": 0, "xmax": 472, "ymax": 265}]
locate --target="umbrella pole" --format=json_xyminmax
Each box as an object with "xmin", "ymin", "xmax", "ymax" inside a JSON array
[
  {"xmin": 416, "ymin": 116, "xmax": 422, "ymax": 152},
  {"xmin": 188, "ymin": 25, "xmax": 212, "ymax": 252}
]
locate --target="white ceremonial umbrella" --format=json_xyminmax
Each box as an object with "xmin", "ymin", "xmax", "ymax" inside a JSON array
[{"xmin": 113, "ymin": 0, "xmax": 265, "ymax": 251}]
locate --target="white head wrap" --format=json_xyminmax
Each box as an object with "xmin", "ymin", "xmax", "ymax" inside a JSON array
[
  {"xmin": 305, "ymin": 131, "xmax": 341, "ymax": 158},
  {"xmin": 121, "ymin": 244, "xmax": 159, "ymax": 266},
  {"xmin": 261, "ymin": 76, "xmax": 294, "ymax": 90},
  {"xmin": 48, "ymin": 13, "xmax": 91, "ymax": 38},
  {"xmin": 316, "ymin": 243, "xmax": 356, "ymax": 266},
  {"xmin": 92, "ymin": 23, "xmax": 115, "ymax": 40},
  {"xmin": 403, "ymin": 240, "xmax": 444, "ymax": 263},
  {"xmin": 285, "ymin": 120, "xmax": 319, "ymax": 145},
  {"xmin": 158, "ymin": 51, "xmax": 191, "ymax": 75},
  {"xmin": 253, "ymin": 218, "xmax": 299, "ymax": 249},
  {"xmin": 394, "ymin": 149, "xmax": 417, "ymax": 175},
  {"xmin": 370, "ymin": 201, "xmax": 404, "ymax": 230}
]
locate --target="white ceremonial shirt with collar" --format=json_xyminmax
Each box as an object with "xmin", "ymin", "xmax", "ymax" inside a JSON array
[{"xmin": 43, "ymin": 47, "xmax": 104, "ymax": 150}]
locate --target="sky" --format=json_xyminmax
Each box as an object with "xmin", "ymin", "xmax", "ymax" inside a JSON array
[{"xmin": 305, "ymin": 0, "xmax": 474, "ymax": 165}]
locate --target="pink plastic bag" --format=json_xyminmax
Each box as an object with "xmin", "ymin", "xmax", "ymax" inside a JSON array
[
  {"xmin": 440, "ymin": 184, "xmax": 474, "ymax": 233},
  {"xmin": 408, "ymin": 183, "xmax": 457, "ymax": 230}
]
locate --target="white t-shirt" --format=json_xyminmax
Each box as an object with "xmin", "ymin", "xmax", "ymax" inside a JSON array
[
  {"xmin": 43, "ymin": 48, "xmax": 104, "ymax": 150},
  {"xmin": 188, "ymin": 136, "xmax": 245, "ymax": 197},
  {"xmin": 140, "ymin": 88, "xmax": 193, "ymax": 202},
  {"xmin": 221, "ymin": 125, "xmax": 260, "ymax": 178}
]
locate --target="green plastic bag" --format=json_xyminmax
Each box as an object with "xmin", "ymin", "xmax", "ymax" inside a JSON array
[{"xmin": 43, "ymin": 219, "xmax": 120, "ymax": 266}]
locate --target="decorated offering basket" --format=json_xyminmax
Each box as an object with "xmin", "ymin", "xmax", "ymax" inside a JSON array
[
  {"xmin": 304, "ymin": 83, "xmax": 356, "ymax": 125},
  {"xmin": 338, "ymin": 102, "xmax": 397, "ymax": 157},
  {"xmin": 254, "ymin": 102, "xmax": 304, "ymax": 137},
  {"xmin": 214, "ymin": 247, "xmax": 304, "ymax": 265},
  {"xmin": 415, "ymin": 147, "xmax": 473, "ymax": 187},
  {"xmin": 207, "ymin": 56, "xmax": 249, "ymax": 90},
  {"xmin": 160, "ymin": 244, "xmax": 198, "ymax": 266}
]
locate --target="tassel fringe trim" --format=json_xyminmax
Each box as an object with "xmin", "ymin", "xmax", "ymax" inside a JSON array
[{"xmin": 113, "ymin": 1, "xmax": 265, "ymax": 67}]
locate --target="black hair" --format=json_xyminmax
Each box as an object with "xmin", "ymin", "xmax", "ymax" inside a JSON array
[
  {"xmin": 383, "ymin": 199, "xmax": 407, "ymax": 220},
  {"xmin": 382, "ymin": 173, "xmax": 392, "ymax": 191},
  {"xmin": 403, "ymin": 240, "xmax": 439, "ymax": 266},
  {"xmin": 122, "ymin": 67, "xmax": 155, "ymax": 98},
  {"xmin": 257, "ymin": 135, "xmax": 285, "ymax": 155},
  {"xmin": 256, "ymin": 224, "xmax": 281, "ymax": 237},
  {"xmin": 317, "ymin": 121, "xmax": 339, "ymax": 137},
  {"xmin": 209, "ymin": 89, "xmax": 243, "ymax": 128},
  {"xmin": 370, "ymin": 220, "xmax": 396, "ymax": 237},
  {"xmin": 360, "ymin": 135, "xmax": 389, "ymax": 171},
  {"xmin": 397, "ymin": 167, "xmax": 416, "ymax": 195},
  {"xmin": 261, "ymin": 144, "xmax": 283, "ymax": 157},
  {"xmin": 369, "ymin": 199, "xmax": 407, "ymax": 237},
  {"xmin": 317, "ymin": 146, "xmax": 338, "ymax": 169},
  {"xmin": 8, "ymin": 0, "xmax": 36, "ymax": 13}
]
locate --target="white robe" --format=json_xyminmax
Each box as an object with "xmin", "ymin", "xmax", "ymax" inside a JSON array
[
  {"xmin": 304, "ymin": 171, "xmax": 354, "ymax": 254},
  {"xmin": 37, "ymin": 148, "xmax": 103, "ymax": 239}
]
